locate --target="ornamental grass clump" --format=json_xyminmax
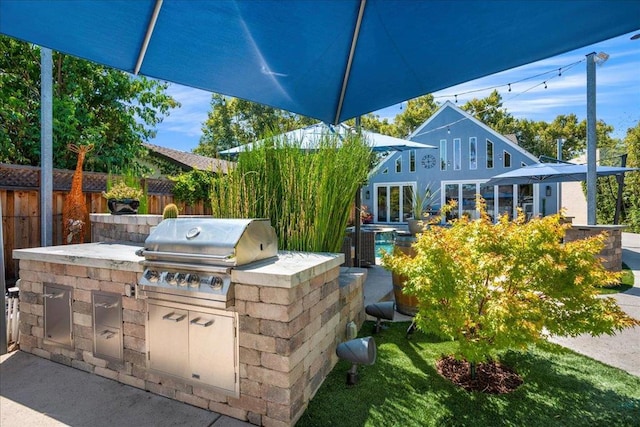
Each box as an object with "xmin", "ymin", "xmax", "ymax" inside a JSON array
[
  {"xmin": 382, "ymin": 197, "xmax": 639, "ymax": 383},
  {"xmin": 210, "ymin": 131, "xmax": 371, "ymax": 252}
]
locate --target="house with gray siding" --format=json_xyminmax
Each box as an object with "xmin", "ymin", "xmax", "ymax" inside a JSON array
[{"xmin": 362, "ymin": 101, "xmax": 559, "ymax": 224}]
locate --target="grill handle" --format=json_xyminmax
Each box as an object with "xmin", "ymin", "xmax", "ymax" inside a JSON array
[
  {"xmin": 190, "ymin": 317, "xmax": 213, "ymax": 327},
  {"xmin": 139, "ymin": 249, "xmax": 234, "ymax": 265},
  {"xmin": 162, "ymin": 312, "xmax": 186, "ymax": 322}
]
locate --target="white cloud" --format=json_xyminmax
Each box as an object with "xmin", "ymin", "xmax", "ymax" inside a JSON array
[{"xmin": 159, "ymin": 85, "xmax": 212, "ymax": 136}]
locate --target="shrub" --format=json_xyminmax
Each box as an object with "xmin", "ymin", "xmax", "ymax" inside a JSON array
[{"xmin": 382, "ymin": 198, "xmax": 640, "ymax": 365}]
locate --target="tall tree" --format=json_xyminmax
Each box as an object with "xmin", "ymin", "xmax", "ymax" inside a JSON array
[
  {"xmin": 0, "ymin": 36, "xmax": 179, "ymax": 172},
  {"xmin": 515, "ymin": 114, "xmax": 614, "ymax": 160},
  {"xmin": 195, "ymin": 95, "xmax": 316, "ymax": 157},
  {"xmin": 461, "ymin": 90, "xmax": 517, "ymax": 135}
]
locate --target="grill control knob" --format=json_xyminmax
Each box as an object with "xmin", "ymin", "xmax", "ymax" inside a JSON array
[
  {"xmin": 177, "ymin": 273, "xmax": 188, "ymax": 287},
  {"xmin": 188, "ymin": 274, "xmax": 200, "ymax": 288},
  {"xmin": 165, "ymin": 272, "xmax": 177, "ymax": 286},
  {"xmin": 145, "ymin": 270, "xmax": 160, "ymax": 283},
  {"xmin": 210, "ymin": 276, "xmax": 223, "ymax": 290}
]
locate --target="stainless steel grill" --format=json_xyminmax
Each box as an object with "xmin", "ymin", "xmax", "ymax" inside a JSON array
[
  {"xmin": 137, "ymin": 218, "xmax": 277, "ymax": 309},
  {"xmin": 137, "ymin": 218, "xmax": 277, "ymax": 397}
]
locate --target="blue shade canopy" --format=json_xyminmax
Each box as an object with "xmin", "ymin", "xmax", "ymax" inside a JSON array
[
  {"xmin": 219, "ymin": 123, "xmax": 436, "ymax": 155},
  {"xmin": 1, "ymin": 0, "xmax": 639, "ymax": 124},
  {"xmin": 486, "ymin": 163, "xmax": 639, "ymax": 186}
]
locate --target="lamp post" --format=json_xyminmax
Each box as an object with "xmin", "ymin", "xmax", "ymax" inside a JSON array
[{"xmin": 586, "ymin": 51, "xmax": 608, "ymax": 225}]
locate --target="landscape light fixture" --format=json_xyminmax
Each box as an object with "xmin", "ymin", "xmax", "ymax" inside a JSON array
[
  {"xmin": 365, "ymin": 301, "xmax": 395, "ymax": 334},
  {"xmin": 335, "ymin": 337, "xmax": 377, "ymax": 385}
]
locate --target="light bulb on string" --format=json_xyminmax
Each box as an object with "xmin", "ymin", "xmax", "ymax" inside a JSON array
[
  {"xmin": 508, "ymin": 83, "xmax": 511, "ymax": 92},
  {"xmin": 544, "ymin": 81, "xmax": 547, "ymax": 89}
]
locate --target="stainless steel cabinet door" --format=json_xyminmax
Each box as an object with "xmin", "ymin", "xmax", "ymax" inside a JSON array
[
  {"xmin": 148, "ymin": 303, "xmax": 189, "ymax": 378},
  {"xmin": 188, "ymin": 311, "xmax": 236, "ymax": 392},
  {"xmin": 93, "ymin": 292, "xmax": 122, "ymax": 361},
  {"xmin": 44, "ymin": 284, "xmax": 73, "ymax": 348}
]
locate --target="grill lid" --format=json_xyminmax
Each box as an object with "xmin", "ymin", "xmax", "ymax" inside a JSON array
[{"xmin": 140, "ymin": 218, "xmax": 277, "ymax": 267}]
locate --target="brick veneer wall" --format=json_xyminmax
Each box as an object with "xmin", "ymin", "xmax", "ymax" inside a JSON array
[
  {"xmin": 564, "ymin": 225, "xmax": 626, "ymax": 272},
  {"xmin": 16, "ymin": 258, "xmax": 366, "ymax": 427},
  {"xmin": 90, "ymin": 214, "xmax": 164, "ymax": 243}
]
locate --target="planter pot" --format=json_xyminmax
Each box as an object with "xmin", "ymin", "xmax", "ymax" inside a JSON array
[
  {"xmin": 392, "ymin": 235, "xmax": 419, "ymax": 316},
  {"xmin": 107, "ymin": 198, "xmax": 140, "ymax": 215},
  {"xmin": 407, "ymin": 218, "xmax": 425, "ymax": 235}
]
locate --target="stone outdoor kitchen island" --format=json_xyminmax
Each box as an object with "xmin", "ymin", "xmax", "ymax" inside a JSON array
[{"xmin": 13, "ymin": 242, "xmax": 366, "ymax": 427}]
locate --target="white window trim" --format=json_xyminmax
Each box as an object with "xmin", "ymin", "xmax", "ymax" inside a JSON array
[
  {"xmin": 453, "ymin": 138, "xmax": 461, "ymax": 170},
  {"xmin": 440, "ymin": 139, "xmax": 447, "ymax": 171}
]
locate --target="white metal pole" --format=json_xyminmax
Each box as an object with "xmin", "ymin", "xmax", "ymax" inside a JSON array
[
  {"xmin": 41, "ymin": 48, "xmax": 53, "ymax": 246},
  {"xmin": 586, "ymin": 52, "xmax": 597, "ymax": 225},
  {"xmin": 557, "ymin": 138, "xmax": 564, "ymax": 212}
]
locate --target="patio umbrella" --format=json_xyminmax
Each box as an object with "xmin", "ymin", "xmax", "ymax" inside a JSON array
[
  {"xmin": 486, "ymin": 163, "xmax": 638, "ymax": 186},
  {"xmin": 219, "ymin": 123, "xmax": 435, "ymax": 156},
  {"xmin": 1, "ymin": 1, "xmax": 638, "ymax": 124}
]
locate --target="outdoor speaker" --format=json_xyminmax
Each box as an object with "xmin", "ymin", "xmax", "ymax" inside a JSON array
[
  {"xmin": 365, "ymin": 301, "xmax": 395, "ymax": 333},
  {"xmin": 335, "ymin": 336, "xmax": 377, "ymax": 385}
]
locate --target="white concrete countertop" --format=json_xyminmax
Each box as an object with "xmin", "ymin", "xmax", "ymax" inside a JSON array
[
  {"xmin": 13, "ymin": 242, "xmax": 145, "ymax": 272},
  {"xmin": 232, "ymin": 251, "xmax": 344, "ymax": 288},
  {"xmin": 13, "ymin": 243, "xmax": 344, "ymax": 288}
]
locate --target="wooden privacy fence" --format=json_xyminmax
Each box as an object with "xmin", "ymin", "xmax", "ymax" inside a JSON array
[{"xmin": 1, "ymin": 163, "xmax": 211, "ymax": 281}]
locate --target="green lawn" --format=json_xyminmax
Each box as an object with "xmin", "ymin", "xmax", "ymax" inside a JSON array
[
  {"xmin": 298, "ymin": 322, "xmax": 640, "ymax": 427},
  {"xmin": 599, "ymin": 263, "xmax": 634, "ymax": 295}
]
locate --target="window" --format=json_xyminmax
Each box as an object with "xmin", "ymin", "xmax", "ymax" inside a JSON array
[
  {"xmin": 445, "ymin": 183, "xmax": 459, "ymax": 220},
  {"xmin": 375, "ymin": 183, "xmax": 414, "ymax": 223},
  {"xmin": 440, "ymin": 139, "xmax": 447, "ymax": 171},
  {"xmin": 409, "ymin": 150, "xmax": 416, "ymax": 172},
  {"xmin": 486, "ymin": 139, "xmax": 494, "ymax": 169},
  {"xmin": 382, "ymin": 168, "xmax": 388, "ymax": 174},
  {"xmin": 521, "ymin": 162, "xmax": 527, "ymax": 167},
  {"xmin": 453, "ymin": 138, "xmax": 461, "ymax": 170},
  {"xmin": 395, "ymin": 157, "xmax": 402, "ymax": 173},
  {"xmin": 503, "ymin": 150, "xmax": 511, "ymax": 168},
  {"xmin": 469, "ymin": 137, "xmax": 477, "ymax": 170}
]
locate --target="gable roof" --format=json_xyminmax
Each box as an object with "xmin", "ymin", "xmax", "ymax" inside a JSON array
[
  {"xmin": 408, "ymin": 101, "xmax": 538, "ymax": 162},
  {"xmin": 143, "ymin": 143, "xmax": 233, "ymax": 174}
]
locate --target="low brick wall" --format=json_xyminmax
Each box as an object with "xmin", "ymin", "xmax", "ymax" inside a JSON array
[
  {"xmin": 15, "ymin": 246, "xmax": 366, "ymax": 427},
  {"xmin": 90, "ymin": 214, "xmax": 164, "ymax": 243},
  {"xmin": 564, "ymin": 225, "xmax": 626, "ymax": 272}
]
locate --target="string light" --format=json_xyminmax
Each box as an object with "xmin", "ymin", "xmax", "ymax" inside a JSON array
[
  {"xmin": 544, "ymin": 81, "xmax": 547, "ymax": 89},
  {"xmin": 437, "ymin": 58, "xmax": 583, "ymax": 103}
]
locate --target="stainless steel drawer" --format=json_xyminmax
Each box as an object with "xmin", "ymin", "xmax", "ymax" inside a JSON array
[
  {"xmin": 94, "ymin": 326, "xmax": 122, "ymax": 361},
  {"xmin": 93, "ymin": 292, "xmax": 121, "ymax": 329}
]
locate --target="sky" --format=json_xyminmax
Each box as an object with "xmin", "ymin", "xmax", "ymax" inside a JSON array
[{"xmin": 150, "ymin": 30, "xmax": 639, "ymax": 154}]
